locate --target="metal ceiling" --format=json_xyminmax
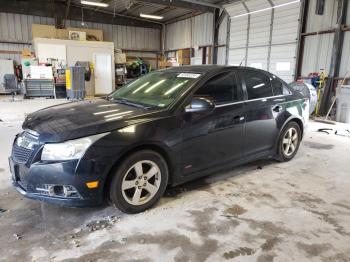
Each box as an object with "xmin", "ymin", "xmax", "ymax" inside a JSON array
[{"xmin": 69, "ymin": 0, "xmax": 221, "ymax": 23}]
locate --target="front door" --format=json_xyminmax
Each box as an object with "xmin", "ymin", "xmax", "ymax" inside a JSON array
[{"xmin": 180, "ymin": 70, "xmax": 246, "ymax": 176}]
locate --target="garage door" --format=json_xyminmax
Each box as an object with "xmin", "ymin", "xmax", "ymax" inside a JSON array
[{"xmin": 225, "ymin": 0, "xmax": 301, "ymax": 83}]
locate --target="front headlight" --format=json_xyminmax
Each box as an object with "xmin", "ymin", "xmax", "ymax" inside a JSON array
[{"xmin": 41, "ymin": 133, "xmax": 109, "ymax": 161}]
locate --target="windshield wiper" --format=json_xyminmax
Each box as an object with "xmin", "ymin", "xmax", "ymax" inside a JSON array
[{"xmin": 112, "ymin": 98, "xmax": 152, "ymax": 109}]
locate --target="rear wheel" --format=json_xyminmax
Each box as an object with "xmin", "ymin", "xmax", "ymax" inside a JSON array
[
  {"xmin": 109, "ymin": 150, "xmax": 168, "ymax": 214},
  {"xmin": 277, "ymin": 121, "xmax": 301, "ymax": 161}
]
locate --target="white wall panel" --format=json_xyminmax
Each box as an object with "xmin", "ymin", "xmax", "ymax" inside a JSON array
[
  {"xmin": 229, "ymin": 16, "xmax": 248, "ymax": 48},
  {"xmin": 165, "ymin": 13, "xmax": 213, "ymax": 50},
  {"xmin": 165, "ymin": 19, "xmax": 191, "ymax": 50},
  {"xmin": 247, "ymin": 46, "xmax": 269, "ymax": 70},
  {"xmin": 249, "ymin": 11, "xmax": 271, "ymax": 46},
  {"xmin": 270, "ymin": 43, "xmax": 297, "ymax": 83},
  {"xmin": 339, "ymin": 31, "xmax": 350, "ymax": 77},
  {"xmin": 301, "ymin": 33, "xmax": 334, "ymax": 76},
  {"xmin": 306, "ymin": 0, "xmax": 338, "ymax": 33},
  {"xmin": 217, "ymin": 46, "xmax": 226, "ymax": 65},
  {"xmin": 225, "ymin": 0, "xmax": 300, "ymax": 82},
  {"xmin": 228, "ymin": 48, "xmax": 246, "ymax": 65},
  {"xmin": 272, "ymin": 1, "xmax": 300, "ymax": 44},
  {"xmin": 192, "ymin": 13, "xmax": 213, "ymax": 47}
]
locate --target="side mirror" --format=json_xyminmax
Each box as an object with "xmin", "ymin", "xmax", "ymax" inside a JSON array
[{"xmin": 185, "ymin": 97, "xmax": 215, "ymax": 113}]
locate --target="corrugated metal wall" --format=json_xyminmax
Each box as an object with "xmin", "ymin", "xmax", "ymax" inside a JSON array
[
  {"xmin": 0, "ymin": 12, "xmax": 160, "ymax": 64},
  {"xmin": 300, "ymin": 0, "xmax": 350, "ymax": 78},
  {"xmin": 225, "ymin": 0, "xmax": 301, "ymax": 83},
  {"xmin": 301, "ymin": 0, "xmax": 338, "ymax": 76},
  {"xmin": 339, "ymin": 1, "xmax": 350, "ymax": 77},
  {"xmin": 165, "ymin": 13, "xmax": 214, "ymax": 50}
]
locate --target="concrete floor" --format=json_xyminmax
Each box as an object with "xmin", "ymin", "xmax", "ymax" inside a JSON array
[{"xmin": 1, "ymin": 96, "xmax": 350, "ymax": 262}]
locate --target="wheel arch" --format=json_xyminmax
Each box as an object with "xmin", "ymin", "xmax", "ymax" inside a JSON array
[
  {"xmin": 102, "ymin": 142, "xmax": 176, "ymax": 200},
  {"xmin": 274, "ymin": 117, "xmax": 304, "ymax": 154}
]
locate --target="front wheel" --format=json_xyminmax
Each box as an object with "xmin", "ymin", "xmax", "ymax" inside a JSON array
[
  {"xmin": 277, "ymin": 121, "xmax": 301, "ymax": 162},
  {"xmin": 109, "ymin": 150, "xmax": 168, "ymax": 214}
]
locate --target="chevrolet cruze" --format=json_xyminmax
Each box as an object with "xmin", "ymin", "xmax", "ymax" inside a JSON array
[{"xmin": 9, "ymin": 66, "xmax": 307, "ymax": 213}]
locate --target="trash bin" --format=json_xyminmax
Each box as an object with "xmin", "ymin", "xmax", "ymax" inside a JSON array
[
  {"xmin": 336, "ymin": 86, "xmax": 350, "ymax": 123},
  {"xmin": 66, "ymin": 66, "xmax": 86, "ymax": 100}
]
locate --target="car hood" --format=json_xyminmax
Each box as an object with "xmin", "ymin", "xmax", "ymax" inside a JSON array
[{"xmin": 22, "ymin": 99, "xmax": 163, "ymax": 142}]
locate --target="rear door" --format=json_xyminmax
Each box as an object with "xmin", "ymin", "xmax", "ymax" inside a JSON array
[
  {"xmin": 239, "ymin": 69, "xmax": 282, "ymax": 157},
  {"xmin": 180, "ymin": 70, "xmax": 246, "ymax": 175}
]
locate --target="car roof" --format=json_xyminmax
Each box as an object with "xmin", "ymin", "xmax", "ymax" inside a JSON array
[{"xmin": 158, "ymin": 65, "xmax": 271, "ymax": 75}]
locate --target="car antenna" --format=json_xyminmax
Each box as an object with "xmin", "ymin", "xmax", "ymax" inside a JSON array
[{"xmin": 239, "ymin": 55, "xmax": 246, "ymax": 66}]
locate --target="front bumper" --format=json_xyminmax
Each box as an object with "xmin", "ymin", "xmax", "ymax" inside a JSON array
[{"xmin": 9, "ymin": 157, "xmax": 104, "ymax": 207}]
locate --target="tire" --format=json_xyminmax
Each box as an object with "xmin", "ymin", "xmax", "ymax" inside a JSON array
[
  {"xmin": 276, "ymin": 121, "xmax": 301, "ymax": 162},
  {"xmin": 109, "ymin": 150, "xmax": 168, "ymax": 214}
]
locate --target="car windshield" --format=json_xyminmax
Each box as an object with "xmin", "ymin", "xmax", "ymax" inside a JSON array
[{"xmin": 108, "ymin": 71, "xmax": 201, "ymax": 108}]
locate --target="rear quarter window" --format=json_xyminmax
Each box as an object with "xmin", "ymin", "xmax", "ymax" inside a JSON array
[
  {"xmin": 242, "ymin": 70, "xmax": 273, "ymax": 99},
  {"xmin": 271, "ymin": 75, "xmax": 292, "ymax": 96}
]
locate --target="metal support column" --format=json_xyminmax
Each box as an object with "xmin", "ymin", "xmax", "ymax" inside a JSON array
[
  {"xmin": 225, "ymin": 13, "xmax": 231, "ymax": 65},
  {"xmin": 319, "ymin": 0, "xmax": 348, "ymax": 115},
  {"xmin": 295, "ymin": 0, "xmax": 310, "ymax": 79},
  {"xmin": 212, "ymin": 8, "xmax": 221, "ymax": 64}
]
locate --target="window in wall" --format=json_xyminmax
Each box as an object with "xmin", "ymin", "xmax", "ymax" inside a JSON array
[
  {"xmin": 194, "ymin": 71, "xmax": 241, "ymax": 104},
  {"xmin": 242, "ymin": 70, "xmax": 273, "ymax": 99},
  {"xmin": 316, "ymin": 0, "xmax": 325, "ymax": 15}
]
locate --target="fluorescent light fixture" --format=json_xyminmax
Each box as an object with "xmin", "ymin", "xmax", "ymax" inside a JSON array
[
  {"xmin": 140, "ymin": 13, "xmax": 164, "ymax": 20},
  {"xmin": 81, "ymin": 1, "xmax": 109, "ymax": 7},
  {"xmin": 233, "ymin": 0, "xmax": 300, "ymax": 18}
]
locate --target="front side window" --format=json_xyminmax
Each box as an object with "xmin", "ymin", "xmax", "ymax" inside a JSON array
[
  {"xmin": 242, "ymin": 70, "xmax": 273, "ymax": 99},
  {"xmin": 109, "ymin": 72, "xmax": 201, "ymax": 108},
  {"xmin": 194, "ymin": 71, "xmax": 241, "ymax": 104}
]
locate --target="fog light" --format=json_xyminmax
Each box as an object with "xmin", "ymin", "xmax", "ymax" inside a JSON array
[
  {"xmin": 36, "ymin": 184, "xmax": 81, "ymax": 198},
  {"xmin": 49, "ymin": 185, "xmax": 64, "ymax": 196}
]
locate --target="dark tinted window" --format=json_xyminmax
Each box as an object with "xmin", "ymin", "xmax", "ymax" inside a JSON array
[
  {"xmin": 194, "ymin": 71, "xmax": 241, "ymax": 104},
  {"xmin": 271, "ymin": 75, "xmax": 292, "ymax": 95},
  {"xmin": 242, "ymin": 70, "xmax": 273, "ymax": 99}
]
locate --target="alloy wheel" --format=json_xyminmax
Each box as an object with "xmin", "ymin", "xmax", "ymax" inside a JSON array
[
  {"xmin": 121, "ymin": 160, "xmax": 161, "ymax": 206},
  {"xmin": 282, "ymin": 127, "xmax": 298, "ymax": 157}
]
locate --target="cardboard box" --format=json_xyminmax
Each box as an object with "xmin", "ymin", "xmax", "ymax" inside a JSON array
[
  {"xmin": 115, "ymin": 53, "xmax": 126, "ymax": 64},
  {"xmin": 177, "ymin": 49, "xmax": 191, "ymax": 65},
  {"xmin": 32, "ymin": 24, "xmax": 103, "ymax": 41},
  {"xmin": 159, "ymin": 61, "xmax": 173, "ymax": 68},
  {"xmin": 178, "ymin": 57, "xmax": 190, "ymax": 65},
  {"xmin": 178, "ymin": 49, "xmax": 191, "ymax": 59}
]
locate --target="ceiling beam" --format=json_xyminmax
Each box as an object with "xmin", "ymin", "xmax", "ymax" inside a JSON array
[
  {"xmin": 120, "ymin": 2, "xmax": 144, "ymax": 15},
  {"xmin": 152, "ymin": 6, "xmax": 177, "ymax": 16},
  {"xmin": 0, "ymin": 0, "xmax": 162, "ymax": 29},
  {"xmin": 135, "ymin": 0, "xmax": 216, "ymax": 13}
]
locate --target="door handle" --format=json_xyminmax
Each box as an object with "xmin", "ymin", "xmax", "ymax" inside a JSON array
[
  {"xmin": 233, "ymin": 115, "xmax": 245, "ymax": 123},
  {"xmin": 273, "ymin": 105, "xmax": 282, "ymax": 112}
]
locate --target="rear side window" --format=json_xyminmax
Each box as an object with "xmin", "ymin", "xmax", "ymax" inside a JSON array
[
  {"xmin": 242, "ymin": 70, "xmax": 273, "ymax": 99},
  {"xmin": 194, "ymin": 71, "xmax": 242, "ymax": 104},
  {"xmin": 271, "ymin": 75, "xmax": 292, "ymax": 95}
]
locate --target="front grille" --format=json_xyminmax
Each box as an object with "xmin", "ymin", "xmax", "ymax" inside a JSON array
[
  {"xmin": 12, "ymin": 131, "xmax": 39, "ymax": 163},
  {"xmin": 13, "ymin": 145, "xmax": 33, "ymax": 163}
]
